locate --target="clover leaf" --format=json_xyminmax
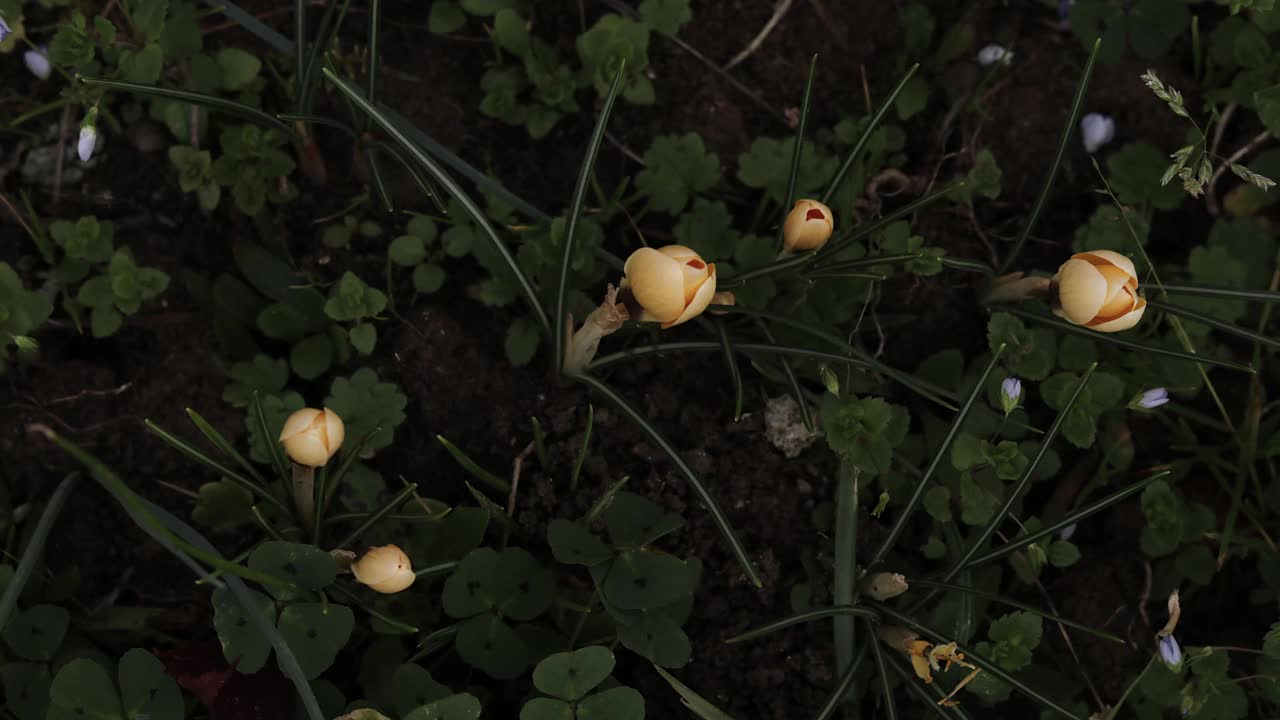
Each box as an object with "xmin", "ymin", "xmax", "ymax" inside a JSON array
[{"xmin": 636, "ymin": 133, "xmax": 721, "ymax": 215}]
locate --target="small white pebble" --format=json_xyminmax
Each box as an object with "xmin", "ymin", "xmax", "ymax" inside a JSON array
[{"xmin": 764, "ymin": 395, "xmax": 820, "ymax": 459}]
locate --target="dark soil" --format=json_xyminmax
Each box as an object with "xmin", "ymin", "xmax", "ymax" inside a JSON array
[{"xmin": 1, "ymin": 0, "xmax": 1266, "ymax": 717}]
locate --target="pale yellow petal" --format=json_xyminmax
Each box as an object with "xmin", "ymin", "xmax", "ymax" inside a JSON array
[
  {"xmin": 664, "ymin": 264, "xmax": 716, "ymax": 328},
  {"xmin": 369, "ymin": 568, "xmax": 416, "ymax": 594},
  {"xmin": 1055, "ymin": 259, "xmax": 1108, "ymax": 325},
  {"xmin": 322, "ymin": 408, "xmax": 345, "ymax": 455},
  {"xmin": 624, "ymin": 247, "xmax": 685, "ymax": 323},
  {"xmin": 1075, "ymin": 249, "xmax": 1137, "ymax": 282},
  {"xmin": 783, "ymin": 199, "xmax": 834, "ymax": 252},
  {"xmin": 279, "ymin": 407, "xmax": 322, "ymax": 442},
  {"xmin": 1089, "ymin": 296, "xmax": 1146, "ymax": 332},
  {"xmin": 1096, "ymin": 264, "xmax": 1137, "ymax": 317}
]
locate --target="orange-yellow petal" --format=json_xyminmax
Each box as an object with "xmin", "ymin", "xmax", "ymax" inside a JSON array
[
  {"xmin": 1055, "ymin": 259, "xmax": 1108, "ymax": 325},
  {"xmin": 624, "ymin": 247, "xmax": 685, "ymax": 323}
]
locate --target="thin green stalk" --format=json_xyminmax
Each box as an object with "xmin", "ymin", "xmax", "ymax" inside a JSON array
[
  {"xmin": 1002, "ymin": 307, "xmax": 1254, "ymax": 373},
  {"xmin": 323, "ymin": 69, "xmax": 550, "ymax": 331},
  {"xmin": 531, "ymin": 417, "xmax": 548, "ymax": 469},
  {"xmin": 437, "ymin": 435, "xmax": 511, "ymax": 493},
  {"xmin": 777, "ymin": 54, "xmax": 818, "ymax": 252},
  {"xmin": 570, "ymin": 405, "xmax": 594, "ymax": 491},
  {"xmin": 32, "ymin": 425, "xmax": 299, "ymax": 593},
  {"xmin": 0, "ymin": 473, "xmax": 79, "ymax": 630},
  {"xmin": 329, "ymin": 583, "xmax": 417, "ymax": 633},
  {"xmin": 588, "ymin": 340, "xmax": 874, "ymax": 373},
  {"xmin": 998, "ymin": 38, "xmax": 1100, "ymax": 274},
  {"xmin": 715, "ymin": 321, "xmax": 745, "ymax": 421},
  {"xmin": 554, "ymin": 63, "xmax": 626, "ymax": 373},
  {"xmin": 252, "ymin": 392, "xmax": 290, "ymax": 483},
  {"xmin": 725, "ymin": 606, "xmax": 880, "ymax": 644},
  {"xmin": 866, "ymin": 346, "xmax": 1006, "ymax": 570},
  {"xmin": 822, "ymin": 64, "xmax": 919, "ymax": 205},
  {"xmin": 335, "ymin": 483, "xmax": 418, "ymax": 550},
  {"xmin": 1102, "ymin": 656, "xmax": 1155, "ymax": 720},
  {"xmin": 293, "ymin": 0, "xmax": 306, "ymax": 103},
  {"xmin": 1157, "ymin": 283, "xmax": 1280, "ymax": 303},
  {"xmin": 813, "ymin": 645, "xmax": 868, "ymax": 720},
  {"xmin": 865, "ymin": 617, "xmax": 899, "ymax": 720},
  {"xmin": 909, "ymin": 579, "xmax": 1124, "ymax": 644},
  {"xmin": 965, "ymin": 471, "xmax": 1171, "ymax": 567},
  {"xmin": 145, "ymin": 419, "xmax": 284, "ymax": 510},
  {"xmin": 575, "ymin": 374, "xmax": 762, "ymax": 587},
  {"xmin": 80, "ymin": 78, "xmax": 293, "ymax": 135},
  {"xmin": 185, "ymin": 408, "xmax": 268, "ymax": 487},
  {"xmin": 584, "ymin": 476, "xmax": 629, "ymax": 524},
  {"xmin": 939, "ymin": 256, "xmax": 995, "ymax": 275},
  {"xmin": 808, "ymin": 253, "xmax": 925, "ymax": 276},
  {"xmin": 833, "ymin": 463, "xmax": 859, "ymax": 683},
  {"xmin": 718, "ymin": 251, "xmax": 816, "ymax": 288},
  {"xmin": 1148, "ymin": 299, "xmax": 1280, "ymax": 349},
  {"xmin": 413, "ymin": 561, "xmax": 459, "ymax": 578},
  {"xmin": 818, "ymin": 182, "xmax": 965, "ymax": 260},
  {"xmin": 944, "ymin": 365, "xmax": 1096, "ymax": 578}
]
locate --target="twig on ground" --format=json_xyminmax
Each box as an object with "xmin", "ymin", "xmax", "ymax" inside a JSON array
[
  {"xmin": 502, "ymin": 441, "xmax": 536, "ymax": 547},
  {"xmin": 723, "ymin": 0, "xmax": 793, "ymax": 71}
]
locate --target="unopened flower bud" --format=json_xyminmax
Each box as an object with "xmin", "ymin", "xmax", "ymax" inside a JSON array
[
  {"xmin": 622, "ymin": 245, "xmax": 717, "ymax": 328},
  {"xmin": 1052, "ymin": 250, "xmax": 1146, "ymax": 332},
  {"xmin": 867, "ymin": 572, "xmax": 909, "ymax": 600},
  {"xmin": 1159, "ymin": 635, "xmax": 1183, "ymax": 669},
  {"xmin": 782, "ymin": 199, "xmax": 834, "ymax": 253},
  {"xmin": 23, "ymin": 46, "xmax": 50, "ymax": 80},
  {"xmin": 77, "ymin": 126, "xmax": 98, "ymax": 163},
  {"xmin": 279, "ymin": 407, "xmax": 345, "ymax": 467},
  {"xmin": 351, "ymin": 544, "xmax": 415, "ymax": 594},
  {"xmin": 1131, "ymin": 387, "xmax": 1169, "ymax": 410},
  {"xmin": 1080, "ymin": 113, "xmax": 1115, "ymax": 154}
]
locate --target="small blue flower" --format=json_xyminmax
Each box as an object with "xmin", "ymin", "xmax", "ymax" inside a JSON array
[
  {"xmin": 1000, "ymin": 377, "xmax": 1022, "ymax": 414},
  {"xmin": 1136, "ymin": 388, "xmax": 1169, "ymax": 410},
  {"xmin": 1159, "ymin": 635, "xmax": 1182, "ymax": 668},
  {"xmin": 1081, "ymin": 113, "xmax": 1116, "ymax": 154},
  {"xmin": 0, "ymin": 17, "xmax": 12, "ymax": 43},
  {"xmin": 77, "ymin": 125, "xmax": 98, "ymax": 162},
  {"xmin": 1059, "ymin": 0, "xmax": 1074, "ymax": 20}
]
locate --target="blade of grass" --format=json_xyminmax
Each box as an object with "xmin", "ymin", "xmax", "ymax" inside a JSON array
[
  {"xmin": 652, "ymin": 665, "xmax": 737, "ymax": 720},
  {"xmin": 366, "ymin": 151, "xmax": 394, "ymax": 212},
  {"xmin": 1154, "ymin": 283, "xmax": 1280, "ymax": 303},
  {"xmin": 570, "ymin": 405, "xmax": 595, "ymax": 491},
  {"xmin": 575, "ymin": 373, "xmax": 761, "ymax": 587},
  {"xmin": 776, "ymin": 54, "xmax": 818, "ymax": 252},
  {"xmin": 252, "ymin": 392, "xmax": 290, "ymax": 482},
  {"xmin": 872, "ymin": 601, "xmax": 1084, "ymax": 720},
  {"xmin": 436, "ymin": 435, "xmax": 511, "ymax": 493},
  {"xmin": 413, "ymin": 561, "xmax": 460, "ymax": 579},
  {"xmin": 998, "ymin": 38, "xmax": 1101, "ymax": 274},
  {"xmin": 329, "ymin": 583, "xmax": 417, "ymax": 633},
  {"xmin": 909, "ymin": 579, "xmax": 1123, "ymax": 644},
  {"xmin": 1002, "ymin": 307, "xmax": 1254, "ymax": 373},
  {"xmin": 80, "ymin": 78, "xmax": 292, "ymax": 135},
  {"xmin": 199, "ymin": 0, "xmax": 294, "ymax": 54},
  {"xmin": 807, "ymin": 253, "xmax": 925, "ymax": 276},
  {"xmin": 0, "ymin": 473, "xmax": 79, "ymax": 629},
  {"xmin": 324, "ymin": 426, "xmax": 380, "ymax": 505},
  {"xmin": 965, "ymin": 471, "xmax": 1171, "ymax": 567},
  {"xmin": 725, "ymin": 606, "xmax": 880, "ymax": 644},
  {"xmin": 531, "ymin": 417, "xmax": 548, "ymax": 469},
  {"xmin": 939, "ymin": 256, "xmax": 995, "ymax": 275},
  {"xmin": 554, "ymin": 62, "xmax": 626, "ymax": 373},
  {"xmin": 814, "ymin": 644, "xmax": 868, "ymax": 720},
  {"xmin": 335, "ymin": 483, "xmax": 418, "ymax": 550},
  {"xmin": 1147, "ymin": 299, "xmax": 1280, "ymax": 349},
  {"xmin": 323, "ymin": 68, "xmax": 550, "ymax": 331},
  {"xmin": 865, "ymin": 346, "xmax": 1006, "ymax": 570},
  {"xmin": 757, "ymin": 320, "xmax": 814, "ymax": 432},
  {"xmin": 717, "ymin": 251, "xmax": 816, "ymax": 288},
  {"xmin": 276, "ymin": 113, "xmax": 360, "ymax": 140},
  {"xmin": 145, "ymin": 419, "xmax": 285, "ymax": 510},
  {"xmin": 822, "ymin": 64, "xmax": 919, "ymax": 205},
  {"xmin": 715, "ymin": 321, "xmax": 745, "ymax": 421},
  {"xmin": 186, "ymin": 408, "xmax": 268, "ymax": 487},
  {"xmin": 865, "ymin": 617, "xmax": 899, "ymax": 720},
  {"xmin": 292, "ymin": 0, "xmax": 306, "ymax": 103},
  {"xmin": 818, "ymin": 182, "xmax": 965, "ymax": 260},
  {"xmin": 834, "ymin": 463, "xmax": 860, "ymax": 686},
  {"xmin": 583, "ymin": 475, "xmax": 629, "ymax": 524},
  {"xmin": 589, "ymin": 340, "xmax": 875, "ymax": 373},
  {"xmin": 944, "ymin": 365, "xmax": 1096, "ymax": 578}
]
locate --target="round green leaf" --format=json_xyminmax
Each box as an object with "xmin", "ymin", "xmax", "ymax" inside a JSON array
[
  {"xmin": 211, "ymin": 586, "xmax": 275, "ymax": 673},
  {"xmin": 547, "ymin": 519, "xmax": 613, "ymax": 567},
  {"xmin": 390, "ymin": 663, "xmax": 451, "ymax": 715},
  {"xmin": 603, "ymin": 551, "xmax": 691, "ymax": 611},
  {"xmin": 577, "ymin": 686, "xmax": 644, "ymax": 720},
  {"xmin": 248, "ymin": 541, "xmax": 337, "ymax": 595},
  {"xmin": 349, "ymin": 323, "xmax": 377, "ymax": 355},
  {"xmin": 291, "ymin": 333, "xmax": 334, "ymax": 380},
  {"xmin": 119, "ymin": 649, "xmax": 183, "ymax": 720},
  {"xmin": 429, "ymin": 0, "xmax": 467, "ymax": 34},
  {"xmin": 48, "ymin": 659, "xmax": 122, "ymax": 720},
  {"xmin": 276, "ymin": 603, "xmax": 355, "ymax": 679},
  {"xmin": 3, "ymin": 604, "xmax": 69, "ymax": 661},
  {"xmin": 532, "ymin": 646, "xmax": 615, "ymax": 701},
  {"xmin": 2, "ymin": 662, "xmax": 52, "ymax": 720},
  {"xmin": 455, "ymin": 614, "xmax": 527, "ymax": 679},
  {"xmin": 404, "ymin": 693, "xmax": 482, "ymax": 720},
  {"xmin": 442, "ymin": 548, "xmax": 499, "ymax": 618},
  {"xmin": 493, "ymin": 548, "xmax": 555, "ymax": 621},
  {"xmin": 389, "ymin": 235, "xmax": 427, "ymax": 267},
  {"xmin": 618, "ymin": 613, "xmax": 691, "ymax": 668},
  {"xmin": 216, "ymin": 47, "xmax": 262, "ymax": 90},
  {"xmin": 412, "ymin": 263, "xmax": 446, "ymax": 294},
  {"xmin": 602, "ymin": 492, "xmax": 684, "ymax": 548},
  {"xmin": 519, "ymin": 698, "xmax": 574, "ymax": 720}
]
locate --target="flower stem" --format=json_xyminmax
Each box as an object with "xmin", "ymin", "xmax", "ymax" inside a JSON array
[{"xmin": 292, "ymin": 463, "xmax": 316, "ymax": 533}]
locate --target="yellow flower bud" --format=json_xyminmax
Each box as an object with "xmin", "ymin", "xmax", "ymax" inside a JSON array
[
  {"xmin": 782, "ymin": 199, "xmax": 834, "ymax": 252},
  {"xmin": 1052, "ymin": 250, "xmax": 1146, "ymax": 332},
  {"xmin": 350, "ymin": 544, "xmax": 415, "ymax": 594},
  {"xmin": 278, "ymin": 407, "xmax": 345, "ymax": 467},
  {"xmin": 622, "ymin": 245, "xmax": 717, "ymax": 328},
  {"xmin": 867, "ymin": 572, "xmax": 909, "ymax": 600}
]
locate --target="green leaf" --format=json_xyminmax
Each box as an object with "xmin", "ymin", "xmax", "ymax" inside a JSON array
[
  {"xmin": 737, "ymin": 137, "xmax": 836, "ymax": 205},
  {"xmin": 1, "ymin": 662, "xmax": 51, "ymax": 720},
  {"xmin": 48, "ymin": 659, "xmax": 122, "ymax": 720},
  {"xmin": 492, "ymin": 9, "xmax": 528, "ymax": 54},
  {"xmin": 987, "ymin": 313, "xmax": 1055, "ymax": 380},
  {"xmin": 277, "ymin": 603, "xmax": 355, "ymax": 679},
  {"xmin": 1047, "ymin": 540, "xmax": 1081, "ymax": 567},
  {"xmin": 389, "ymin": 235, "xmax": 427, "ymax": 266},
  {"xmin": 223, "ymin": 354, "xmax": 289, "ymax": 408},
  {"xmin": 120, "ymin": 43, "xmax": 164, "ymax": 83},
  {"xmin": 127, "ymin": 0, "xmax": 168, "ymax": 39},
  {"xmin": 350, "ymin": 323, "xmax": 377, "ymax": 355},
  {"xmin": 3, "ymin": 604, "xmax": 69, "ymax": 661},
  {"xmin": 636, "ymin": 133, "xmax": 720, "ymax": 214},
  {"xmin": 455, "ymin": 613, "xmax": 528, "ymax": 679},
  {"xmin": 443, "ymin": 547, "xmax": 499, "ymax": 618},
  {"xmin": 404, "ymin": 694, "xmax": 482, "ymax": 720},
  {"xmin": 923, "ymin": 485, "xmax": 952, "ymax": 522},
  {"xmin": 492, "ymin": 547, "xmax": 556, "ymax": 620},
  {"xmin": 617, "ymin": 612, "xmax": 692, "ymax": 668},
  {"xmin": 652, "ymin": 666, "xmax": 734, "ymax": 720},
  {"xmin": 520, "ymin": 699, "xmax": 574, "ymax": 720},
  {"xmin": 577, "ymin": 686, "xmax": 645, "ymax": 720},
  {"xmin": 212, "ymin": 586, "xmax": 275, "ymax": 673},
  {"xmin": 820, "ymin": 394, "xmax": 909, "ymax": 475},
  {"xmin": 965, "ymin": 148, "xmax": 1002, "ymax": 200},
  {"xmin": 325, "ymin": 368, "xmax": 408, "ymax": 454},
  {"xmin": 986, "ymin": 611, "xmax": 1043, "ymax": 671},
  {"xmin": 894, "ymin": 74, "xmax": 930, "ymax": 120},
  {"xmin": 505, "ymin": 316, "xmax": 542, "ymax": 366},
  {"xmin": 603, "ymin": 550, "xmax": 691, "ymax": 610},
  {"xmin": 192, "ymin": 479, "xmax": 255, "ymax": 528},
  {"xmin": 638, "ymin": 0, "xmax": 691, "ymax": 35},
  {"xmin": 412, "ymin": 263, "xmax": 447, "ymax": 294},
  {"xmin": 248, "ymin": 542, "xmax": 337, "ymax": 594},
  {"xmin": 532, "ymin": 646, "xmax": 615, "ymax": 700},
  {"xmin": 390, "ymin": 663, "xmax": 451, "ymax": 714},
  {"xmin": 118, "ymin": 649, "xmax": 183, "ymax": 720},
  {"xmin": 325, "ymin": 272, "xmax": 386, "ymax": 322},
  {"xmin": 602, "ymin": 492, "xmax": 685, "ymax": 547},
  {"xmin": 673, "ymin": 199, "xmax": 736, "ymax": 261},
  {"xmin": 429, "ymin": 0, "xmax": 467, "ymax": 33},
  {"xmin": 547, "ymin": 519, "xmax": 613, "ymax": 566},
  {"xmin": 1256, "ymin": 84, "xmax": 1280, "ymax": 135}
]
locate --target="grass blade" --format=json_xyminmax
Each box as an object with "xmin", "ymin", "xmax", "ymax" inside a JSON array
[
  {"xmin": 822, "ymin": 64, "xmax": 920, "ymax": 205},
  {"xmin": 1002, "ymin": 307, "xmax": 1254, "ymax": 373},
  {"xmin": 724, "ymin": 606, "xmax": 879, "ymax": 644},
  {"xmin": 575, "ymin": 373, "xmax": 761, "ymax": 587},
  {"xmin": 335, "ymin": 483, "xmax": 417, "ymax": 550},
  {"xmin": 531, "ymin": 417, "xmax": 548, "ymax": 469},
  {"xmin": 185, "ymin": 408, "xmax": 268, "ymax": 487},
  {"xmin": 873, "ymin": 601, "xmax": 1083, "ymax": 720},
  {"xmin": 965, "ymin": 470, "xmax": 1171, "ymax": 567},
  {"xmin": 80, "ymin": 78, "xmax": 292, "ymax": 134},
  {"xmin": 939, "ymin": 256, "xmax": 995, "ymax": 275},
  {"xmin": 652, "ymin": 665, "xmax": 737, "ymax": 720},
  {"xmin": 322, "ymin": 68, "xmax": 550, "ymax": 331},
  {"xmin": 807, "ymin": 253, "xmax": 925, "ymax": 275},
  {"xmin": 819, "ymin": 182, "xmax": 965, "ymax": 259},
  {"xmin": 813, "ymin": 644, "xmax": 868, "ymax": 720},
  {"xmin": 583, "ymin": 475, "xmax": 629, "ymax": 524},
  {"xmin": 589, "ymin": 340, "xmax": 875, "ymax": 373},
  {"xmin": 717, "ymin": 251, "xmax": 815, "ymax": 288},
  {"xmin": 251, "ymin": 391, "xmax": 289, "ymax": 482},
  {"xmin": 866, "ymin": 345, "xmax": 1006, "ymax": 570},
  {"xmin": 554, "ymin": 63, "xmax": 626, "ymax": 373},
  {"xmin": 909, "ymin": 579, "xmax": 1123, "ymax": 644},
  {"xmin": 293, "ymin": 0, "xmax": 306, "ymax": 103},
  {"xmin": 276, "ymin": 113, "xmax": 359, "ymax": 139},
  {"xmin": 436, "ymin": 435, "xmax": 510, "ymax": 493},
  {"xmin": 0, "ymin": 473, "xmax": 79, "ymax": 629},
  {"xmin": 1156, "ymin": 283, "xmax": 1280, "ymax": 303},
  {"xmin": 833, "ymin": 463, "xmax": 859, "ymax": 683},
  {"xmin": 1148, "ymin": 299, "xmax": 1280, "ymax": 349},
  {"xmin": 715, "ymin": 321, "xmax": 745, "ymax": 421},
  {"xmin": 199, "ymin": 0, "xmax": 294, "ymax": 54},
  {"xmin": 757, "ymin": 320, "xmax": 814, "ymax": 432},
  {"xmin": 998, "ymin": 38, "xmax": 1101, "ymax": 274},
  {"xmin": 777, "ymin": 54, "xmax": 818, "ymax": 252},
  {"xmin": 329, "ymin": 583, "xmax": 417, "ymax": 634},
  {"xmin": 570, "ymin": 405, "xmax": 595, "ymax": 491},
  {"xmin": 145, "ymin": 419, "xmax": 284, "ymax": 509},
  {"xmin": 866, "ymin": 617, "xmax": 899, "ymax": 720},
  {"xmin": 944, "ymin": 365, "xmax": 1096, "ymax": 578}
]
